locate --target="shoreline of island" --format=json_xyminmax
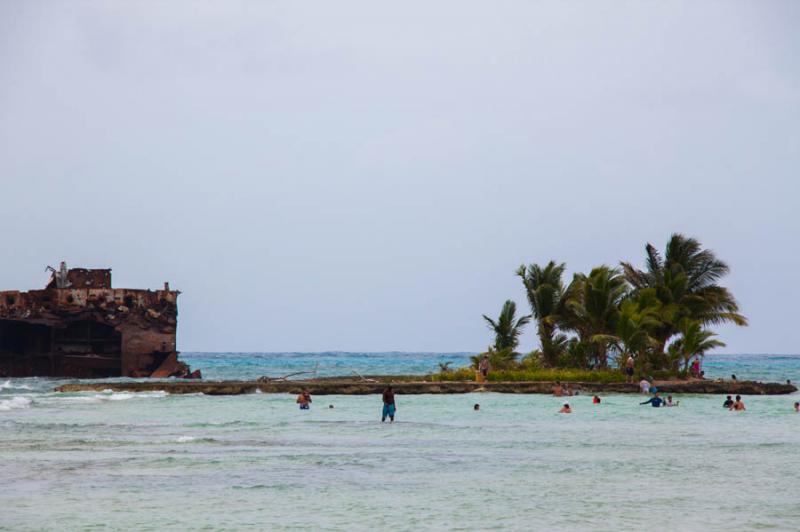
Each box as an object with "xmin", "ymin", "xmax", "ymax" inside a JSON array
[{"xmin": 55, "ymin": 377, "xmax": 797, "ymax": 396}]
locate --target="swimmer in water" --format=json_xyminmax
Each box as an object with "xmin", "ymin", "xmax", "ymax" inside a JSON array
[
  {"xmin": 794, "ymin": 402, "xmax": 799, "ymax": 412},
  {"xmin": 474, "ymin": 403, "xmax": 480, "ymax": 411},
  {"xmin": 664, "ymin": 395, "xmax": 679, "ymax": 407},
  {"xmin": 559, "ymin": 403, "xmax": 571, "ymax": 414},
  {"xmin": 296, "ymin": 390, "xmax": 312, "ymax": 410},
  {"xmin": 722, "ymin": 395, "xmax": 734, "ymax": 408},
  {"xmin": 730, "ymin": 395, "xmax": 745, "ymax": 411},
  {"xmin": 592, "ymin": 395, "xmax": 601, "ymax": 404}
]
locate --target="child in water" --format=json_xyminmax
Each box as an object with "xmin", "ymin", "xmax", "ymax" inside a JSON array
[{"xmin": 559, "ymin": 404, "xmax": 572, "ymax": 414}]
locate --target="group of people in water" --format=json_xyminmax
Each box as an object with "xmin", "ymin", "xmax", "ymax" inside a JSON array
[
  {"xmin": 297, "ymin": 385, "xmax": 398, "ymax": 422},
  {"xmin": 294, "ymin": 382, "xmax": 799, "ymax": 419}
]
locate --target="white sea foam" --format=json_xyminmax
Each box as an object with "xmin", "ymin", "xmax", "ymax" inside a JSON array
[
  {"xmin": 99, "ymin": 390, "xmax": 167, "ymax": 401},
  {"xmin": 176, "ymin": 435, "xmax": 196, "ymax": 443},
  {"xmin": 0, "ymin": 396, "xmax": 33, "ymax": 411},
  {"xmin": 0, "ymin": 380, "xmax": 31, "ymax": 391}
]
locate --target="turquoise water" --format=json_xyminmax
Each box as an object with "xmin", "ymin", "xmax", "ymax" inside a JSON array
[
  {"xmin": 2, "ymin": 353, "xmax": 799, "ymax": 531},
  {"xmin": 177, "ymin": 352, "xmax": 800, "ymax": 383}
]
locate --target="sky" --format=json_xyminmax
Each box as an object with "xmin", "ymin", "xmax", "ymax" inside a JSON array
[{"xmin": 1, "ymin": 1, "xmax": 798, "ymax": 354}]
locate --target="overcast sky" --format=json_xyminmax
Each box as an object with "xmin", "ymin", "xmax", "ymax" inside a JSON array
[{"xmin": 1, "ymin": 1, "xmax": 798, "ymax": 354}]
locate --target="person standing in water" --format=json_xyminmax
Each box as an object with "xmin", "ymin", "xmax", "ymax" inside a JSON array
[
  {"xmin": 592, "ymin": 395, "xmax": 601, "ymax": 404},
  {"xmin": 625, "ymin": 356, "xmax": 635, "ymax": 383},
  {"xmin": 382, "ymin": 386, "xmax": 396, "ymax": 423},
  {"xmin": 730, "ymin": 395, "xmax": 746, "ymax": 411},
  {"xmin": 794, "ymin": 402, "xmax": 799, "ymax": 412},
  {"xmin": 296, "ymin": 390, "xmax": 312, "ymax": 410},
  {"xmin": 640, "ymin": 392, "xmax": 664, "ymax": 407}
]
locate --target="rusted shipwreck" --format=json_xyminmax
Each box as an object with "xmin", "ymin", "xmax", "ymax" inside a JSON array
[{"xmin": 0, "ymin": 263, "xmax": 198, "ymax": 379}]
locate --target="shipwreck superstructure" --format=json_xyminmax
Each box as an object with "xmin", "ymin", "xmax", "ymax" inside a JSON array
[{"xmin": 0, "ymin": 263, "xmax": 197, "ymax": 378}]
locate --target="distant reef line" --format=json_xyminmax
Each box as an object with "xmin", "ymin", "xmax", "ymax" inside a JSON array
[{"xmin": 56, "ymin": 378, "xmax": 797, "ymax": 396}]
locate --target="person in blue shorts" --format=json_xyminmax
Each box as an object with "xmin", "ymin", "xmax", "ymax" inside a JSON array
[
  {"xmin": 382, "ymin": 386, "xmax": 396, "ymax": 423},
  {"xmin": 296, "ymin": 390, "xmax": 311, "ymax": 410}
]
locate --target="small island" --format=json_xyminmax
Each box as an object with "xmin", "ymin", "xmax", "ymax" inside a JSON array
[{"xmin": 56, "ymin": 234, "xmax": 797, "ymax": 396}]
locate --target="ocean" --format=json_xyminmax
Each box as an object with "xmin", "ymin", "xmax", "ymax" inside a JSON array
[{"xmin": 2, "ymin": 353, "xmax": 799, "ymax": 531}]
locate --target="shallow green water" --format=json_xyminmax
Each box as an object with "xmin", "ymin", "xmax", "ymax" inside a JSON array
[{"xmin": 2, "ymin": 385, "xmax": 799, "ymax": 531}]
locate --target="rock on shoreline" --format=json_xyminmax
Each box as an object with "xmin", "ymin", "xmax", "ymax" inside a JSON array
[{"xmin": 55, "ymin": 379, "xmax": 798, "ymax": 396}]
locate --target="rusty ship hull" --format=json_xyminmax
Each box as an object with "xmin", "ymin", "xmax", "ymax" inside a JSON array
[{"xmin": 0, "ymin": 265, "xmax": 196, "ymax": 379}]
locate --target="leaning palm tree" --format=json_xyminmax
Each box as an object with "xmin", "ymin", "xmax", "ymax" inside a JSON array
[
  {"xmin": 564, "ymin": 266, "xmax": 629, "ymax": 368},
  {"xmin": 482, "ymin": 300, "xmax": 531, "ymax": 353},
  {"xmin": 668, "ymin": 319, "xmax": 726, "ymax": 372},
  {"xmin": 620, "ymin": 234, "xmax": 746, "ymax": 353},
  {"xmin": 516, "ymin": 261, "xmax": 568, "ymax": 366}
]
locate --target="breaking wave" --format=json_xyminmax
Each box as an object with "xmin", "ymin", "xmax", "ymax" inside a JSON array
[{"xmin": 0, "ymin": 396, "xmax": 33, "ymax": 411}]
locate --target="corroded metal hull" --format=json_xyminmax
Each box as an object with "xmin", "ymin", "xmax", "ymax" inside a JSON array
[{"xmin": 0, "ymin": 265, "xmax": 198, "ymax": 378}]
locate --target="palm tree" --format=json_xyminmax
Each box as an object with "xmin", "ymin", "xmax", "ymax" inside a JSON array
[
  {"xmin": 482, "ymin": 300, "xmax": 531, "ymax": 352},
  {"xmin": 611, "ymin": 292, "xmax": 662, "ymax": 367},
  {"xmin": 668, "ymin": 319, "xmax": 726, "ymax": 372},
  {"xmin": 620, "ymin": 233, "xmax": 746, "ymax": 353},
  {"xmin": 563, "ymin": 266, "xmax": 629, "ymax": 368},
  {"xmin": 516, "ymin": 261, "xmax": 568, "ymax": 366}
]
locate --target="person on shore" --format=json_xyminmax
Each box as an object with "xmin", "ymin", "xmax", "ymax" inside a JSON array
[
  {"xmin": 553, "ymin": 381, "xmax": 564, "ymax": 397},
  {"xmin": 625, "ymin": 356, "xmax": 635, "ymax": 383},
  {"xmin": 474, "ymin": 403, "xmax": 480, "ymax": 411},
  {"xmin": 564, "ymin": 384, "xmax": 573, "ymax": 397},
  {"xmin": 723, "ymin": 395, "xmax": 734, "ymax": 408},
  {"xmin": 730, "ymin": 395, "xmax": 745, "ymax": 411},
  {"xmin": 640, "ymin": 392, "xmax": 664, "ymax": 407},
  {"xmin": 382, "ymin": 386, "xmax": 396, "ymax": 423},
  {"xmin": 690, "ymin": 358, "xmax": 701, "ymax": 378},
  {"xmin": 592, "ymin": 395, "xmax": 601, "ymax": 404},
  {"xmin": 559, "ymin": 403, "xmax": 572, "ymax": 413},
  {"xmin": 477, "ymin": 355, "xmax": 491, "ymax": 383},
  {"xmin": 296, "ymin": 390, "xmax": 312, "ymax": 410},
  {"xmin": 794, "ymin": 402, "xmax": 799, "ymax": 412},
  {"xmin": 639, "ymin": 378, "xmax": 651, "ymax": 395}
]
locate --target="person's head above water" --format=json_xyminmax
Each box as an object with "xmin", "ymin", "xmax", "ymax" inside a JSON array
[
  {"xmin": 735, "ymin": 395, "xmax": 741, "ymax": 401},
  {"xmin": 474, "ymin": 404, "xmax": 480, "ymax": 411},
  {"xmin": 329, "ymin": 404, "xmax": 334, "ymax": 409},
  {"xmin": 726, "ymin": 395, "xmax": 732, "ymax": 400}
]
